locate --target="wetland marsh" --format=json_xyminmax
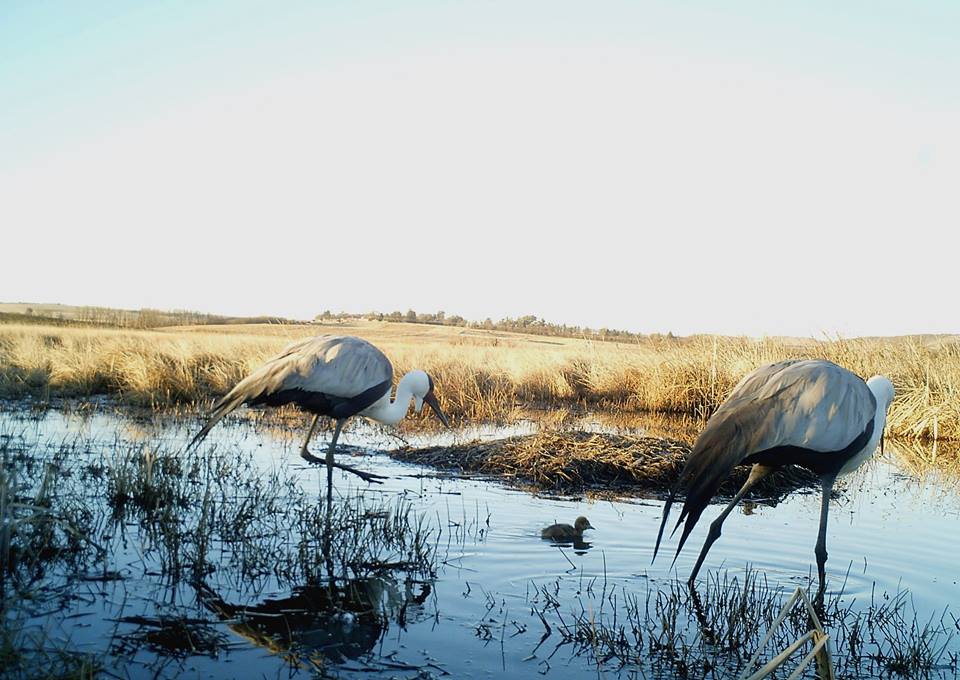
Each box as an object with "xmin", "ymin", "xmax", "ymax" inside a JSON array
[
  {"xmin": 3, "ymin": 319, "xmax": 960, "ymax": 678},
  {"xmin": 2, "ymin": 402, "xmax": 958, "ymax": 679}
]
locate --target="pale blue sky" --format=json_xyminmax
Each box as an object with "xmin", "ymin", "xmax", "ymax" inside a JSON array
[{"xmin": 2, "ymin": 2, "xmax": 958, "ymax": 336}]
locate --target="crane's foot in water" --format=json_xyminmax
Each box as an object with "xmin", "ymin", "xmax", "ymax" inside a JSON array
[
  {"xmin": 331, "ymin": 461, "xmax": 387, "ymax": 484},
  {"xmin": 300, "ymin": 448, "xmax": 323, "ymax": 464},
  {"xmin": 813, "ymin": 586, "xmax": 827, "ymax": 620},
  {"xmin": 687, "ymin": 581, "xmax": 721, "ymax": 646},
  {"xmin": 299, "ymin": 448, "xmax": 388, "ymax": 484}
]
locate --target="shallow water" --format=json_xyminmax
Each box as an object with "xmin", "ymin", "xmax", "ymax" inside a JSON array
[{"xmin": 2, "ymin": 405, "xmax": 959, "ymax": 678}]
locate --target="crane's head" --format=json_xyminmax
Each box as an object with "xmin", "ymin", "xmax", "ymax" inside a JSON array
[
  {"xmin": 866, "ymin": 375, "xmax": 895, "ymax": 410},
  {"xmin": 408, "ymin": 370, "xmax": 451, "ymax": 428}
]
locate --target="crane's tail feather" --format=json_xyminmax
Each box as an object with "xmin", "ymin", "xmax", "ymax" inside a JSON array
[
  {"xmin": 186, "ymin": 358, "xmax": 286, "ymax": 450},
  {"xmin": 187, "ymin": 391, "xmax": 248, "ymax": 450},
  {"xmin": 666, "ymin": 463, "xmax": 727, "ymax": 564},
  {"xmin": 652, "ymin": 490, "xmax": 676, "ymax": 564},
  {"xmin": 654, "ymin": 476, "xmax": 715, "ymax": 567},
  {"xmin": 656, "ymin": 415, "xmax": 747, "ymax": 568},
  {"xmin": 671, "ymin": 502, "xmax": 709, "ymax": 565}
]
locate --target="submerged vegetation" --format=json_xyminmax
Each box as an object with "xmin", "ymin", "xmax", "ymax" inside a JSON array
[
  {"xmin": 2, "ymin": 320, "xmax": 960, "ymax": 441},
  {"xmin": 528, "ymin": 567, "xmax": 958, "ymax": 678},
  {"xmin": 1, "ymin": 406, "xmax": 958, "ymax": 678},
  {"xmin": 0, "ymin": 415, "xmax": 438, "ymax": 678}
]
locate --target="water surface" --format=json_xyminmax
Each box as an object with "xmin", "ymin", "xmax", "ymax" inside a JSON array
[{"xmin": 2, "ymin": 405, "xmax": 958, "ymax": 678}]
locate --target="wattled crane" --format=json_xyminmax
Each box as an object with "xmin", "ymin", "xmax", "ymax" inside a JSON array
[
  {"xmin": 653, "ymin": 359, "xmax": 895, "ymax": 600},
  {"xmin": 189, "ymin": 335, "xmax": 450, "ymax": 494}
]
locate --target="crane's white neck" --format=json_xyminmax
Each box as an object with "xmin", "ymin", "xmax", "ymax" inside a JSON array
[
  {"xmin": 360, "ymin": 372, "xmax": 423, "ymax": 426},
  {"xmin": 866, "ymin": 375, "xmax": 895, "ymax": 441},
  {"xmin": 840, "ymin": 375, "xmax": 895, "ymax": 476}
]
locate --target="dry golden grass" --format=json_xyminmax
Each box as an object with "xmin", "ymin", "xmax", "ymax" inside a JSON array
[
  {"xmin": 0, "ymin": 323, "xmax": 281, "ymax": 404},
  {"xmin": 2, "ymin": 320, "xmax": 960, "ymax": 441},
  {"xmin": 883, "ymin": 438, "xmax": 960, "ymax": 484}
]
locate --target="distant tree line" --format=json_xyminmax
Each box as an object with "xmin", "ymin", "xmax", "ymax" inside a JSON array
[
  {"xmin": 71, "ymin": 306, "xmax": 302, "ymax": 329},
  {"xmin": 314, "ymin": 309, "xmax": 677, "ymax": 344},
  {"xmin": 6, "ymin": 302, "xmax": 670, "ymax": 342}
]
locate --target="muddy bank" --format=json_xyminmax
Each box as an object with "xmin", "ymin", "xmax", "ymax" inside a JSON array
[{"xmin": 390, "ymin": 430, "xmax": 819, "ymax": 498}]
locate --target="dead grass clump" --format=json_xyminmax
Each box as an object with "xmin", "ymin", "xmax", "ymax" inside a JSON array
[
  {"xmin": 392, "ymin": 430, "xmax": 819, "ymax": 496},
  {"xmin": 493, "ymin": 431, "xmax": 688, "ymax": 491}
]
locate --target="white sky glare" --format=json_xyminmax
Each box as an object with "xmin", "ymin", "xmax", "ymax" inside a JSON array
[{"xmin": 2, "ymin": 1, "xmax": 957, "ymax": 338}]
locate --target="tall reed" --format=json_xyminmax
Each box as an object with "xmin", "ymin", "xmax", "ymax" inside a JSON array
[{"xmin": 2, "ymin": 322, "xmax": 959, "ymax": 440}]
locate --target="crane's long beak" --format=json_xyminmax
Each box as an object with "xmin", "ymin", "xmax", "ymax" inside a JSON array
[{"xmin": 424, "ymin": 392, "xmax": 450, "ymax": 428}]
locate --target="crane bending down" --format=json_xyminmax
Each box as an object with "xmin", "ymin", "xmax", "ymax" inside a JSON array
[
  {"xmin": 189, "ymin": 335, "xmax": 450, "ymax": 494},
  {"xmin": 652, "ymin": 359, "xmax": 895, "ymax": 600}
]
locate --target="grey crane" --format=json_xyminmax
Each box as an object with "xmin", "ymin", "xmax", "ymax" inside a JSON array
[
  {"xmin": 189, "ymin": 335, "xmax": 450, "ymax": 493},
  {"xmin": 652, "ymin": 359, "xmax": 895, "ymax": 600}
]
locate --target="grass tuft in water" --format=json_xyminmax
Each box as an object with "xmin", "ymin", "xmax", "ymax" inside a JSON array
[
  {"xmin": 1, "ymin": 415, "xmax": 439, "ymax": 676},
  {"xmin": 528, "ymin": 567, "xmax": 958, "ymax": 678}
]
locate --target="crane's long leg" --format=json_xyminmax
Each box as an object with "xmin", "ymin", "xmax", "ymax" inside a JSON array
[
  {"xmin": 814, "ymin": 475, "xmax": 837, "ymax": 606},
  {"xmin": 300, "ymin": 417, "xmax": 387, "ymax": 488},
  {"xmin": 299, "ymin": 415, "xmax": 322, "ymax": 461},
  {"xmin": 325, "ymin": 420, "xmax": 346, "ymax": 497},
  {"xmin": 688, "ymin": 464, "xmax": 773, "ymax": 588}
]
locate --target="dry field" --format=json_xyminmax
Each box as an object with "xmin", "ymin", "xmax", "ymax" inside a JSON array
[{"xmin": 1, "ymin": 319, "xmax": 959, "ymax": 440}]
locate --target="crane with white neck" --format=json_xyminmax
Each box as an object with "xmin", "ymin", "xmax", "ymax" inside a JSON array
[
  {"xmin": 652, "ymin": 359, "xmax": 895, "ymax": 602},
  {"xmin": 189, "ymin": 335, "xmax": 450, "ymax": 494}
]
